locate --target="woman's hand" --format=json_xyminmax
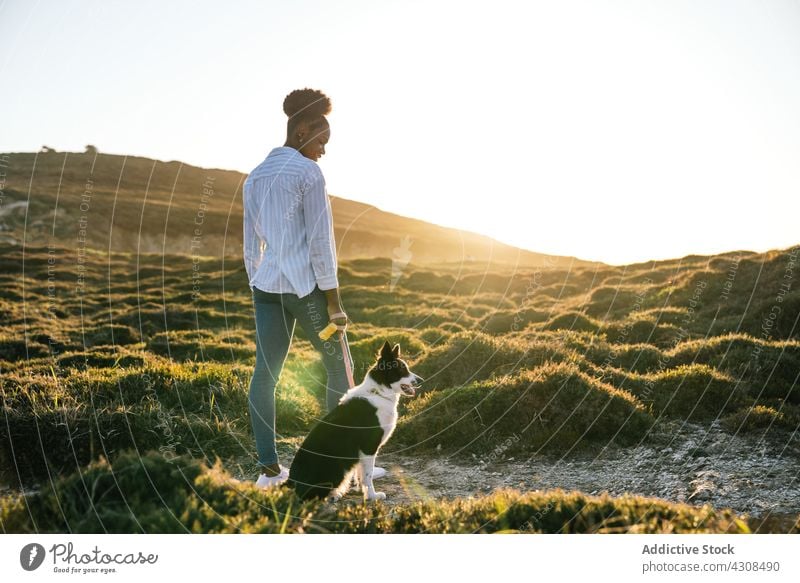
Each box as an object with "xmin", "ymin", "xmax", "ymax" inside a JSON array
[
  {"xmin": 322, "ymin": 287, "xmax": 347, "ymax": 337},
  {"xmin": 325, "ymin": 303, "xmax": 347, "ymax": 339},
  {"xmin": 327, "ymin": 302, "xmax": 348, "ymax": 326}
]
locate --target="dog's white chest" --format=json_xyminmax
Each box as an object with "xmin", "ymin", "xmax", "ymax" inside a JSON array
[
  {"xmin": 362, "ymin": 393, "xmax": 398, "ymax": 444},
  {"xmin": 375, "ymin": 406, "xmax": 398, "ymax": 442}
]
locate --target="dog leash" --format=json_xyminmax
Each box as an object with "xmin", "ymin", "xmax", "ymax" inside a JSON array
[{"xmin": 318, "ymin": 311, "xmax": 355, "ymax": 388}]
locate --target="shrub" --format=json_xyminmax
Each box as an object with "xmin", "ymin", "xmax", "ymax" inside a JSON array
[
  {"xmin": 418, "ymin": 327, "xmax": 451, "ymax": 346},
  {"xmin": 0, "ymin": 337, "xmax": 49, "ymax": 360},
  {"xmin": 540, "ymin": 311, "xmax": 603, "ymax": 333},
  {"xmin": 610, "ymin": 344, "xmax": 666, "ymax": 373},
  {"xmin": 721, "ymin": 404, "xmax": 800, "ymax": 434},
  {"xmin": 395, "ymin": 362, "xmax": 652, "ymax": 454},
  {"xmin": 402, "ymin": 271, "xmax": 456, "ymax": 294},
  {"xmin": 410, "ymin": 331, "xmax": 573, "ymax": 391},
  {"xmin": 633, "ymin": 364, "xmax": 745, "ymax": 421},
  {"xmin": 669, "ymin": 334, "xmax": 800, "ymax": 403},
  {"xmin": 584, "ymin": 286, "xmax": 649, "ymax": 319},
  {"xmin": 74, "ymin": 324, "xmax": 140, "ymax": 347},
  {"xmin": 601, "ymin": 319, "xmax": 682, "ymax": 348},
  {"xmin": 357, "ymin": 304, "xmax": 460, "ymax": 328},
  {"xmin": 479, "ymin": 308, "xmax": 550, "ymax": 334}
]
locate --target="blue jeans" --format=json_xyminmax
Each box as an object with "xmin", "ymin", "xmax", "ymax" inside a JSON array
[{"xmin": 249, "ymin": 284, "xmax": 355, "ymax": 467}]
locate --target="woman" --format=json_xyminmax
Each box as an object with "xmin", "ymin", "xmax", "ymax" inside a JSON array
[{"xmin": 243, "ymin": 88, "xmax": 384, "ymax": 487}]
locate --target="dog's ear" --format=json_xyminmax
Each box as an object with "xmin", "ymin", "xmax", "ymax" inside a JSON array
[
  {"xmin": 378, "ymin": 340, "xmax": 392, "ymax": 360},
  {"xmin": 392, "ymin": 343, "xmax": 401, "ymax": 357}
]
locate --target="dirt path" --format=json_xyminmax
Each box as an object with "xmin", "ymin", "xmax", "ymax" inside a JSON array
[
  {"xmin": 229, "ymin": 421, "xmax": 800, "ymax": 519},
  {"xmin": 373, "ymin": 421, "xmax": 800, "ymax": 518}
]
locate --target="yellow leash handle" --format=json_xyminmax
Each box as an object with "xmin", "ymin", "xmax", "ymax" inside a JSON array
[
  {"xmin": 318, "ymin": 311, "xmax": 355, "ymax": 388},
  {"xmin": 318, "ymin": 322, "xmax": 339, "ymax": 341},
  {"xmin": 318, "ymin": 311, "xmax": 348, "ymax": 341}
]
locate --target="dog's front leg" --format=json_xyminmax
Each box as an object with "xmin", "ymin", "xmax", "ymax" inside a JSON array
[{"xmin": 358, "ymin": 452, "xmax": 385, "ymax": 501}]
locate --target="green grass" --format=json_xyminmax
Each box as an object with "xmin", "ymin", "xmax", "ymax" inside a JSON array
[
  {"xmin": 1, "ymin": 241, "xmax": 798, "ymax": 529},
  {"xmin": 0, "ymin": 450, "xmax": 772, "ymax": 534},
  {"xmin": 396, "ymin": 362, "xmax": 652, "ymax": 454},
  {"xmin": 0, "ymin": 354, "xmax": 319, "ymax": 484},
  {"xmin": 410, "ymin": 331, "xmax": 575, "ymax": 391},
  {"xmin": 721, "ymin": 403, "xmax": 800, "ymax": 434},
  {"xmin": 668, "ymin": 333, "xmax": 800, "ymax": 403},
  {"xmin": 634, "ymin": 364, "xmax": 746, "ymax": 420}
]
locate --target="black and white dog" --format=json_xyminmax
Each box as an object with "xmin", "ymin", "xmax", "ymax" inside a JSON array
[{"xmin": 288, "ymin": 341, "xmax": 422, "ymax": 501}]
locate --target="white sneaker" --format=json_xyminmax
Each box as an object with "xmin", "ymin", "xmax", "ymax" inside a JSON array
[{"xmin": 255, "ymin": 465, "xmax": 289, "ymax": 488}]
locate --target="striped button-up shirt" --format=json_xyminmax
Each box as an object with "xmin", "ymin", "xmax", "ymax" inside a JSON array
[{"xmin": 243, "ymin": 146, "xmax": 339, "ymax": 298}]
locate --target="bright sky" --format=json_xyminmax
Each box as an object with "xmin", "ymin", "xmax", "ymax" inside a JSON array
[{"xmin": 2, "ymin": 0, "xmax": 799, "ymax": 265}]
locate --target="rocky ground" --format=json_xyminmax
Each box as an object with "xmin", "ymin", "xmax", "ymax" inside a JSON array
[
  {"xmin": 228, "ymin": 420, "xmax": 800, "ymax": 527},
  {"xmin": 390, "ymin": 422, "xmax": 799, "ymax": 516}
]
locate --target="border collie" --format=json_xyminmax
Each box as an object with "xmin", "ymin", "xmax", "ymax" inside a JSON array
[{"xmin": 288, "ymin": 341, "xmax": 422, "ymax": 501}]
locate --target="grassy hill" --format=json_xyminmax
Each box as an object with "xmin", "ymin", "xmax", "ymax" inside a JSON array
[
  {"xmin": 1, "ymin": 240, "xmax": 798, "ymax": 532},
  {"xmin": 0, "ymin": 149, "xmax": 798, "ymax": 533},
  {"xmin": 0, "ymin": 150, "xmax": 595, "ymax": 268}
]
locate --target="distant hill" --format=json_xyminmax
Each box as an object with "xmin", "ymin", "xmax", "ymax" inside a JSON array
[{"xmin": 0, "ymin": 150, "xmax": 600, "ymax": 269}]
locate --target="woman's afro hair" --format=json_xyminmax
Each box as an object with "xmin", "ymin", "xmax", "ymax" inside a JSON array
[{"xmin": 283, "ymin": 88, "xmax": 332, "ymax": 120}]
